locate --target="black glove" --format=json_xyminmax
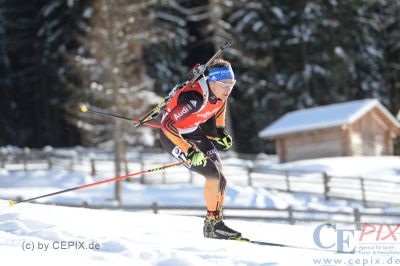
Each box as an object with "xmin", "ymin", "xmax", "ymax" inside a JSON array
[{"xmin": 215, "ymin": 128, "xmax": 233, "ymax": 150}]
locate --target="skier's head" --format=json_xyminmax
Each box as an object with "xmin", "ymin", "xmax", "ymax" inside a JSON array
[{"xmin": 207, "ymin": 59, "xmax": 236, "ymax": 101}]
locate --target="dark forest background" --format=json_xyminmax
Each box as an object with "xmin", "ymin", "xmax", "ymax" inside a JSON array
[{"xmin": 0, "ymin": 0, "xmax": 399, "ymax": 153}]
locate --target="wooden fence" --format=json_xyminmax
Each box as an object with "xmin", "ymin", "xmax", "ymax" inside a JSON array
[
  {"xmin": 1, "ymin": 147, "xmax": 399, "ymax": 208},
  {"xmin": 248, "ymin": 166, "xmax": 400, "ymax": 208}
]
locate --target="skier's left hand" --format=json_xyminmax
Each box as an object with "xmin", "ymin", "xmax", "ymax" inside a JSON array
[
  {"xmin": 215, "ymin": 128, "xmax": 233, "ymax": 150},
  {"xmin": 187, "ymin": 147, "xmax": 207, "ymax": 167}
]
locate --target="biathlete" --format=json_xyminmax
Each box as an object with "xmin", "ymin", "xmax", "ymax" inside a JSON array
[{"xmin": 159, "ymin": 58, "xmax": 241, "ymax": 239}]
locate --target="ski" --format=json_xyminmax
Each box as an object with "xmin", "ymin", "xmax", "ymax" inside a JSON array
[
  {"xmin": 231, "ymin": 236, "xmax": 288, "ymax": 247},
  {"xmin": 239, "ymin": 238, "xmax": 286, "ymax": 247},
  {"xmin": 229, "ymin": 237, "xmax": 346, "ymax": 253}
]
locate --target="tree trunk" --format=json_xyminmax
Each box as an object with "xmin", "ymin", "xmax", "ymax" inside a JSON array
[{"xmin": 113, "ymin": 118, "xmax": 123, "ymax": 204}]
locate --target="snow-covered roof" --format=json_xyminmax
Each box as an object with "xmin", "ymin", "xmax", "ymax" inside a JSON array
[{"xmin": 259, "ymin": 99, "xmax": 400, "ymax": 139}]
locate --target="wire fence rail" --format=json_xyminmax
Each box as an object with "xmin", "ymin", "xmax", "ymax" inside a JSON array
[{"xmin": 1, "ymin": 147, "xmax": 400, "ymax": 209}]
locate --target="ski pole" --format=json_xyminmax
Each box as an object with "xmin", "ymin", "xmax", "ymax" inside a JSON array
[
  {"xmin": 80, "ymin": 105, "xmax": 161, "ymax": 128},
  {"xmin": 8, "ymin": 160, "xmax": 188, "ymax": 207}
]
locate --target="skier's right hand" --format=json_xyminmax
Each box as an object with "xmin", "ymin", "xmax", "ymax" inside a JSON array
[{"xmin": 187, "ymin": 147, "xmax": 207, "ymax": 167}]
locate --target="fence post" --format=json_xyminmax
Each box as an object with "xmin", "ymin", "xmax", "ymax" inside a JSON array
[
  {"xmin": 360, "ymin": 178, "xmax": 367, "ymax": 207},
  {"xmin": 23, "ymin": 147, "xmax": 30, "ymax": 171},
  {"xmin": 353, "ymin": 208, "xmax": 361, "ymax": 230},
  {"xmin": 124, "ymin": 158, "xmax": 129, "ymax": 176},
  {"xmin": 44, "ymin": 146, "xmax": 53, "ymax": 169},
  {"xmin": 90, "ymin": 152, "xmax": 96, "ymax": 176},
  {"xmin": 152, "ymin": 202, "xmax": 159, "ymax": 214},
  {"xmin": 69, "ymin": 156, "xmax": 74, "ymax": 171},
  {"xmin": 0, "ymin": 148, "xmax": 6, "ymax": 169},
  {"xmin": 247, "ymin": 161, "xmax": 253, "ymax": 186},
  {"xmin": 323, "ymin": 172, "xmax": 330, "ymax": 200},
  {"xmin": 140, "ymin": 157, "xmax": 145, "ymax": 184},
  {"xmin": 91, "ymin": 158, "xmax": 96, "ymax": 176},
  {"xmin": 288, "ymin": 206, "xmax": 294, "ymax": 225},
  {"xmin": 285, "ymin": 171, "xmax": 291, "ymax": 192},
  {"xmin": 162, "ymin": 167, "xmax": 167, "ymax": 184},
  {"xmin": 76, "ymin": 146, "xmax": 84, "ymax": 163},
  {"xmin": 189, "ymin": 170, "xmax": 194, "ymax": 184}
]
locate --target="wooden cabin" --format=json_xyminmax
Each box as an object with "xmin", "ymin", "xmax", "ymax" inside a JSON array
[{"xmin": 258, "ymin": 99, "xmax": 400, "ymax": 162}]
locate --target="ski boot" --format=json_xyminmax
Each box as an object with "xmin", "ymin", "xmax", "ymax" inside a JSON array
[{"xmin": 203, "ymin": 210, "xmax": 242, "ymax": 240}]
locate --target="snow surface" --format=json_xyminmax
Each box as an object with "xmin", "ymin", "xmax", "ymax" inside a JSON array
[
  {"xmin": 2, "ymin": 200, "xmax": 399, "ymax": 266},
  {"xmin": 0, "ymin": 168, "xmax": 359, "ymax": 212},
  {"xmin": 1, "ymin": 153, "xmax": 400, "ymax": 265}
]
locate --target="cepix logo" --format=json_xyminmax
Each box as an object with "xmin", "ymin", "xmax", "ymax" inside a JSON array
[{"xmin": 313, "ymin": 224, "xmax": 400, "ymax": 253}]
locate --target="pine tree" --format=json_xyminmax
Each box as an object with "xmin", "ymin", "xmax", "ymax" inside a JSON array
[
  {"xmin": 68, "ymin": 0, "xmax": 192, "ymax": 148},
  {"xmin": 377, "ymin": 0, "xmax": 400, "ymax": 154},
  {"xmin": 216, "ymin": 0, "xmax": 397, "ymax": 153},
  {"xmin": 377, "ymin": 0, "xmax": 400, "ymax": 114},
  {"xmin": 0, "ymin": 0, "xmax": 91, "ymax": 147}
]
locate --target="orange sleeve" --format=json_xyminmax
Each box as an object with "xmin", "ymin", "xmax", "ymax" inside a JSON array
[{"xmin": 215, "ymin": 102, "xmax": 227, "ymax": 128}]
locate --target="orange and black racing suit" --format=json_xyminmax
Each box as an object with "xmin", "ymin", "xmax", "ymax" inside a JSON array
[{"xmin": 159, "ymin": 77, "xmax": 227, "ymax": 191}]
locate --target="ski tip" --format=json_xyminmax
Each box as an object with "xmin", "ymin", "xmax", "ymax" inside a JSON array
[
  {"xmin": 80, "ymin": 105, "xmax": 88, "ymax": 113},
  {"xmin": 8, "ymin": 200, "xmax": 15, "ymax": 207}
]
